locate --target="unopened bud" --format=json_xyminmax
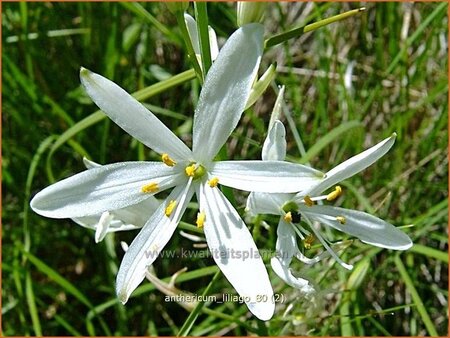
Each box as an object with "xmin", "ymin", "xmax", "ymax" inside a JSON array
[{"xmin": 237, "ymin": 2, "xmax": 267, "ymax": 27}]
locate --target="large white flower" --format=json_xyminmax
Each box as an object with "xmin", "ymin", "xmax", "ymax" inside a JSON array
[
  {"xmin": 30, "ymin": 24, "xmax": 324, "ymax": 320},
  {"xmin": 247, "ymin": 121, "xmax": 413, "ymax": 286}
]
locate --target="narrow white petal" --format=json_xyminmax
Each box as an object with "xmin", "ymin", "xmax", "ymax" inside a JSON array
[
  {"xmin": 246, "ymin": 192, "xmax": 288, "ymax": 216},
  {"xmin": 116, "ymin": 183, "xmax": 194, "ymax": 303},
  {"xmin": 72, "ymin": 196, "xmax": 160, "ymax": 235},
  {"xmin": 82, "ymin": 157, "xmax": 101, "ymax": 169},
  {"xmin": 305, "ymin": 134, "xmax": 397, "ymax": 196},
  {"xmin": 210, "ymin": 160, "xmax": 324, "ymax": 193},
  {"xmin": 274, "ymin": 219, "xmax": 297, "ymax": 265},
  {"xmin": 270, "ymin": 257, "xmax": 314, "ymax": 293},
  {"xmin": 184, "ymin": 13, "xmax": 201, "ymax": 55},
  {"xmin": 198, "ymin": 183, "xmax": 274, "ymax": 321},
  {"xmin": 95, "ymin": 212, "xmax": 113, "ymax": 243},
  {"xmin": 208, "ymin": 26, "xmax": 219, "ymax": 60},
  {"xmin": 300, "ymin": 205, "xmax": 412, "ymax": 250},
  {"xmin": 192, "ymin": 24, "xmax": 264, "ymax": 163},
  {"xmin": 30, "ymin": 162, "xmax": 183, "ymax": 218},
  {"xmin": 80, "ymin": 68, "xmax": 192, "ymax": 160},
  {"xmin": 262, "ymin": 120, "xmax": 287, "ymax": 161}
]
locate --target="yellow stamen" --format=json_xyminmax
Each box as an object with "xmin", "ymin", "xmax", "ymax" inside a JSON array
[
  {"xmin": 141, "ymin": 182, "xmax": 159, "ymax": 193},
  {"xmin": 326, "ymin": 186, "xmax": 342, "ymax": 201},
  {"xmin": 161, "ymin": 153, "xmax": 176, "ymax": 167},
  {"xmin": 304, "ymin": 195, "xmax": 315, "ymax": 207},
  {"xmin": 336, "ymin": 216, "xmax": 346, "ymax": 224},
  {"xmin": 303, "ymin": 234, "xmax": 315, "ymax": 250},
  {"xmin": 185, "ymin": 164, "xmax": 196, "ymax": 177},
  {"xmin": 284, "ymin": 212, "xmax": 293, "ymax": 223},
  {"xmin": 196, "ymin": 211, "xmax": 206, "ymax": 228},
  {"xmin": 208, "ymin": 177, "xmax": 219, "ymax": 188},
  {"xmin": 165, "ymin": 200, "xmax": 177, "ymax": 217}
]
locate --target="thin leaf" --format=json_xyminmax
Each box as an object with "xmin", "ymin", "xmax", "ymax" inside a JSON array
[
  {"xmin": 394, "ymin": 254, "xmax": 438, "ymax": 336},
  {"xmin": 178, "ymin": 270, "xmax": 221, "ymax": 336}
]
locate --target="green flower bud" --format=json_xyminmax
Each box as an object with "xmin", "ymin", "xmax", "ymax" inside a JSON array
[
  {"xmin": 237, "ymin": 2, "xmax": 267, "ymax": 27},
  {"xmin": 166, "ymin": 1, "xmax": 189, "ymax": 15}
]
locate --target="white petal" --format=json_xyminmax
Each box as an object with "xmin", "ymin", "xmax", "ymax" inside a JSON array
[
  {"xmin": 275, "ymin": 218, "xmax": 327, "ymax": 265},
  {"xmin": 274, "ymin": 219, "xmax": 297, "ymax": 266},
  {"xmin": 246, "ymin": 192, "xmax": 288, "ymax": 216},
  {"xmin": 116, "ymin": 183, "xmax": 194, "ymax": 303},
  {"xmin": 82, "ymin": 157, "xmax": 101, "ymax": 169},
  {"xmin": 80, "ymin": 68, "xmax": 192, "ymax": 161},
  {"xmin": 184, "ymin": 13, "xmax": 201, "ymax": 55},
  {"xmin": 300, "ymin": 205, "xmax": 412, "ymax": 250},
  {"xmin": 270, "ymin": 257, "xmax": 314, "ymax": 293},
  {"xmin": 305, "ymin": 134, "xmax": 397, "ymax": 196},
  {"xmin": 208, "ymin": 26, "xmax": 219, "ymax": 61},
  {"xmin": 262, "ymin": 120, "xmax": 287, "ymax": 161},
  {"xmin": 72, "ymin": 195, "xmax": 160, "ymax": 234},
  {"xmin": 198, "ymin": 182, "xmax": 274, "ymax": 321},
  {"xmin": 30, "ymin": 162, "xmax": 183, "ymax": 218},
  {"xmin": 210, "ymin": 160, "xmax": 324, "ymax": 193},
  {"xmin": 192, "ymin": 24, "xmax": 264, "ymax": 163},
  {"xmin": 95, "ymin": 212, "xmax": 114, "ymax": 243}
]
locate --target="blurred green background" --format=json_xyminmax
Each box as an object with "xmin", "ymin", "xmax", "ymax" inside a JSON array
[{"xmin": 2, "ymin": 2, "xmax": 448, "ymax": 336}]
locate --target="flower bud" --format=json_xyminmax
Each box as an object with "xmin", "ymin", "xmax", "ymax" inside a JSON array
[
  {"xmin": 166, "ymin": 1, "xmax": 189, "ymax": 15},
  {"xmin": 237, "ymin": 2, "xmax": 267, "ymax": 26}
]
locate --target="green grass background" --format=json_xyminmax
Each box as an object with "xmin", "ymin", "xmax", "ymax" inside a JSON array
[{"xmin": 2, "ymin": 1, "xmax": 448, "ymax": 336}]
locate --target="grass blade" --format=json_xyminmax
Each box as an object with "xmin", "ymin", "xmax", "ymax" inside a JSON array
[
  {"xmin": 25, "ymin": 272, "xmax": 42, "ymax": 336},
  {"xmin": 394, "ymin": 254, "xmax": 439, "ymax": 336},
  {"xmin": 299, "ymin": 120, "xmax": 363, "ymax": 164},
  {"xmin": 178, "ymin": 270, "xmax": 221, "ymax": 336}
]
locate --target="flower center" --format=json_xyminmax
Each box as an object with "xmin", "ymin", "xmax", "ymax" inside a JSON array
[{"xmin": 185, "ymin": 163, "xmax": 206, "ymax": 180}]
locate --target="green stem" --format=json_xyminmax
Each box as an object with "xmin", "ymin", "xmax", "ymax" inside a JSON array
[
  {"xmin": 194, "ymin": 2, "xmax": 212, "ymax": 77},
  {"xmin": 265, "ymin": 7, "xmax": 366, "ymax": 48}
]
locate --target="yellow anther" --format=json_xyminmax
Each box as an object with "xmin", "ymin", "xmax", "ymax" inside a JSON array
[
  {"xmin": 196, "ymin": 211, "xmax": 206, "ymax": 228},
  {"xmin": 185, "ymin": 164, "xmax": 196, "ymax": 177},
  {"xmin": 284, "ymin": 212, "xmax": 293, "ymax": 223},
  {"xmin": 208, "ymin": 177, "xmax": 219, "ymax": 188},
  {"xmin": 304, "ymin": 195, "xmax": 315, "ymax": 207},
  {"xmin": 165, "ymin": 200, "xmax": 177, "ymax": 217},
  {"xmin": 336, "ymin": 216, "xmax": 346, "ymax": 224},
  {"xmin": 303, "ymin": 234, "xmax": 315, "ymax": 250},
  {"xmin": 161, "ymin": 153, "xmax": 176, "ymax": 167},
  {"xmin": 326, "ymin": 186, "xmax": 343, "ymax": 201},
  {"xmin": 141, "ymin": 182, "xmax": 159, "ymax": 193}
]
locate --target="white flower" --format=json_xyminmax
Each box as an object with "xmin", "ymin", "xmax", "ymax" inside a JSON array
[
  {"xmin": 30, "ymin": 24, "xmax": 324, "ymax": 320},
  {"xmin": 247, "ymin": 121, "xmax": 413, "ymax": 280},
  {"xmin": 72, "ymin": 158, "xmax": 160, "ymax": 243}
]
